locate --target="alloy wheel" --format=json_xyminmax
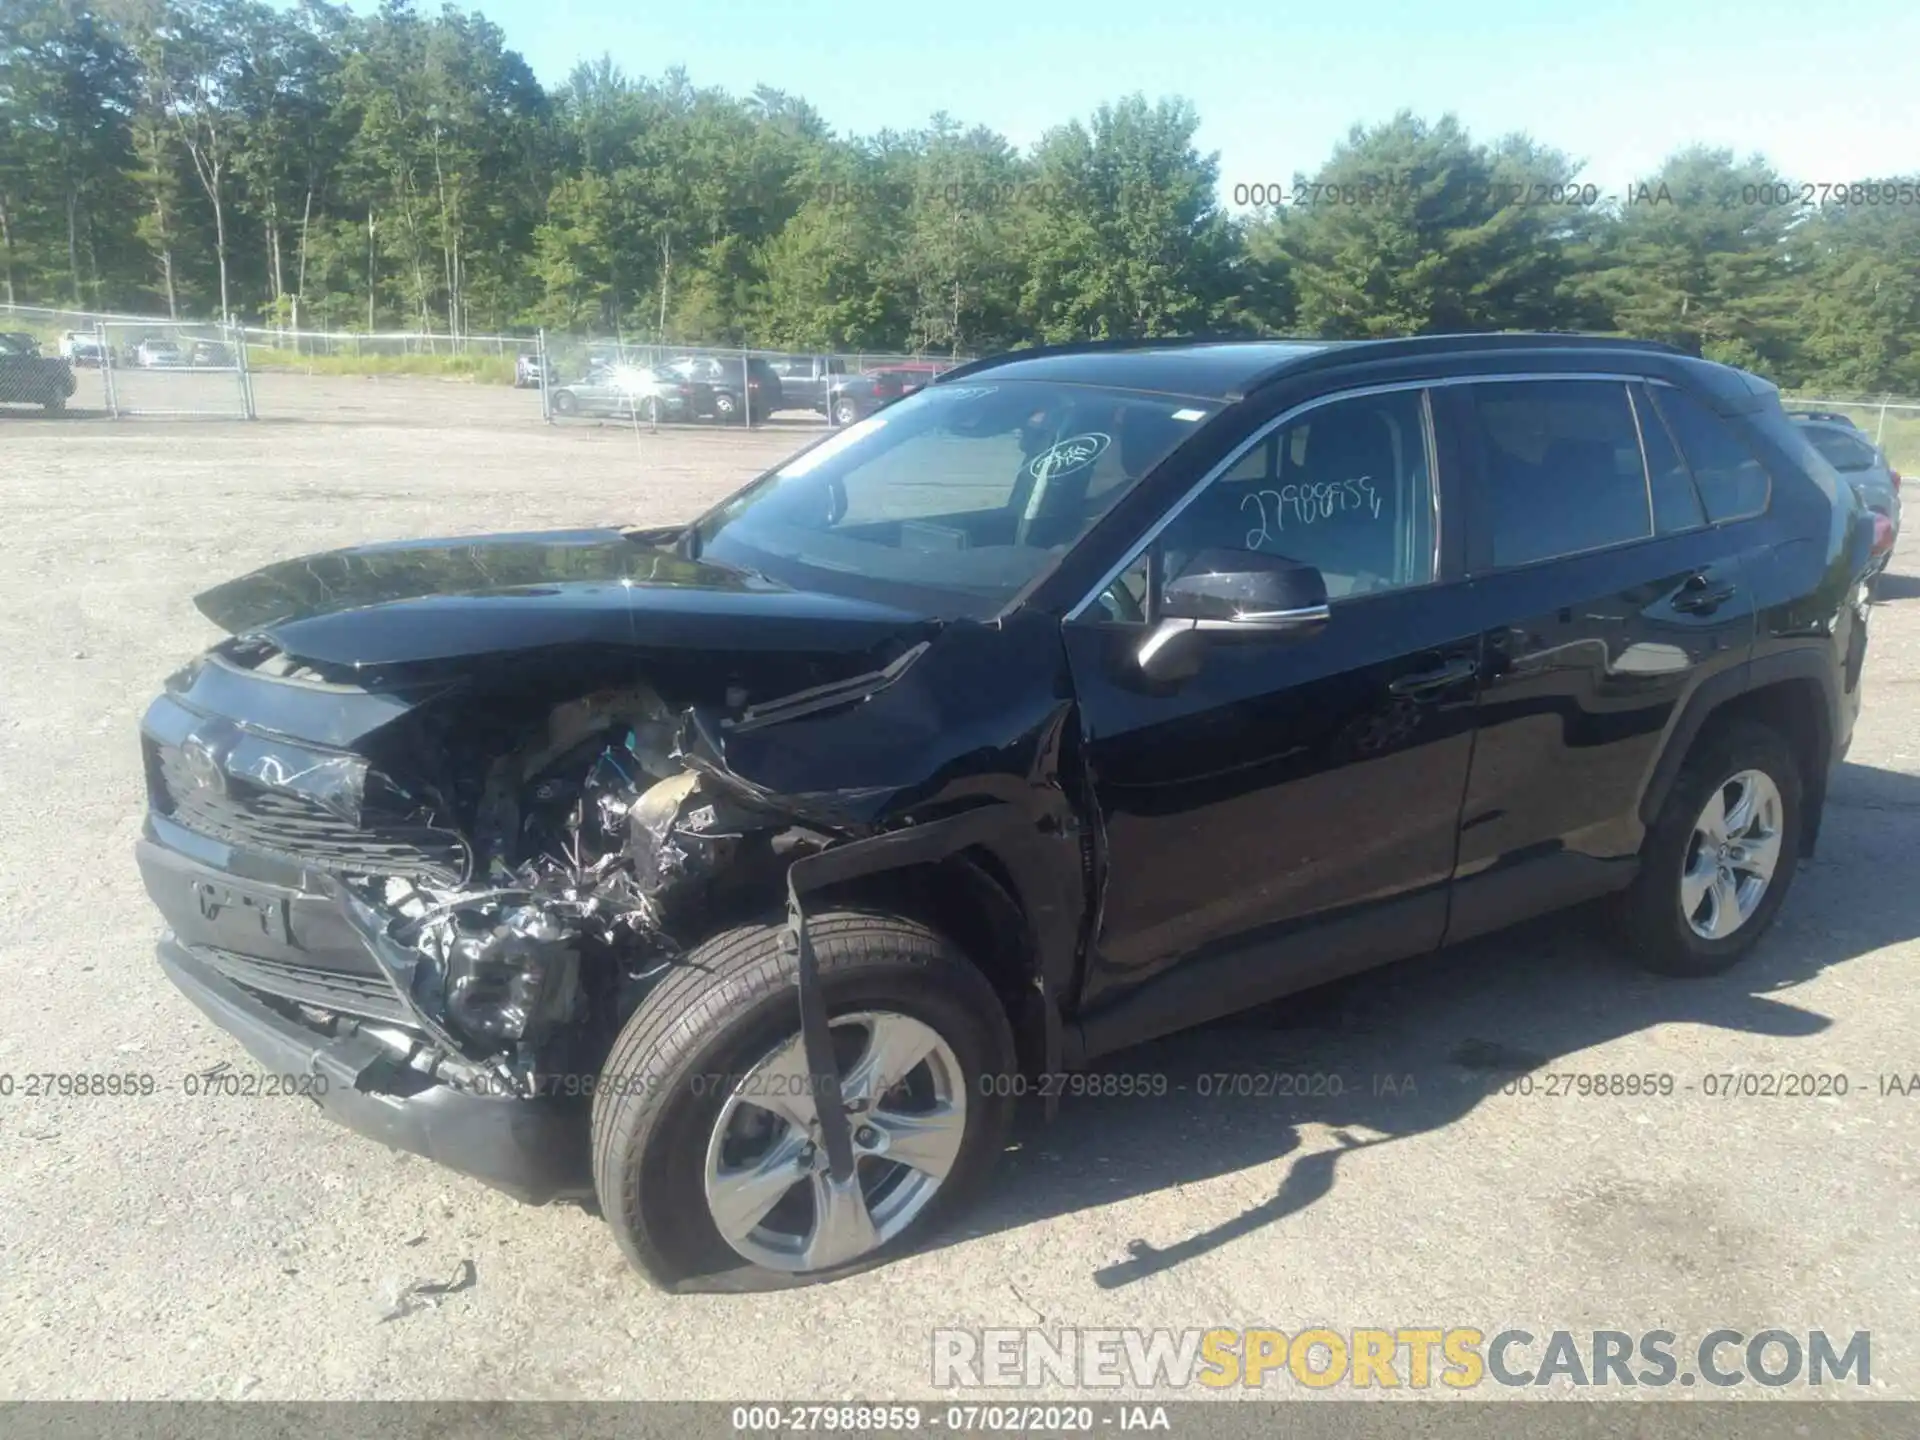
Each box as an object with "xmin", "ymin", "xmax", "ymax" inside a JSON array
[
  {"xmin": 1681, "ymin": 769, "xmax": 1784, "ymax": 940},
  {"xmin": 702, "ymin": 1010, "xmax": 966, "ymax": 1273}
]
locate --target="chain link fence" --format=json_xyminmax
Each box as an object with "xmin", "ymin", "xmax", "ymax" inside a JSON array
[
  {"xmin": 2, "ymin": 304, "xmax": 966, "ymax": 431},
  {"xmin": 1782, "ymin": 395, "xmax": 1920, "ymax": 477},
  {"xmin": 12, "ymin": 300, "xmax": 1910, "ymax": 462},
  {"xmin": 532, "ymin": 334, "xmax": 967, "ymax": 432},
  {"xmin": 95, "ymin": 319, "xmax": 255, "ymax": 419}
]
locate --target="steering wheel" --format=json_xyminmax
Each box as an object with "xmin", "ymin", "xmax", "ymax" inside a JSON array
[{"xmin": 1099, "ymin": 576, "xmax": 1146, "ymax": 624}]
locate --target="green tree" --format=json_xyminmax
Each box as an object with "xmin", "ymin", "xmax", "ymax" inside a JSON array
[
  {"xmin": 1582, "ymin": 147, "xmax": 1798, "ymax": 368},
  {"xmin": 0, "ymin": 0, "xmax": 140, "ymax": 306},
  {"xmin": 1274, "ymin": 113, "xmax": 1594, "ymax": 338},
  {"xmin": 1016, "ymin": 95, "xmax": 1234, "ymax": 341},
  {"xmin": 1780, "ymin": 183, "xmax": 1920, "ymax": 394}
]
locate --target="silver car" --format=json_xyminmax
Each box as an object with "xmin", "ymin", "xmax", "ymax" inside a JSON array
[
  {"xmin": 547, "ymin": 363, "xmax": 692, "ymax": 420},
  {"xmin": 1793, "ymin": 417, "xmax": 1902, "ymax": 544}
]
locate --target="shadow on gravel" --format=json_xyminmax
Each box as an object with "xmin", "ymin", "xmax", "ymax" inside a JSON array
[
  {"xmin": 934, "ymin": 758, "xmax": 1920, "ymax": 1288},
  {"xmin": 1872, "ymin": 570, "xmax": 1920, "ymax": 602}
]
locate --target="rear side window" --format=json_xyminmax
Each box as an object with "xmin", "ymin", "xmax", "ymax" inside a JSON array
[
  {"xmin": 1801, "ymin": 426, "xmax": 1879, "ymax": 472},
  {"xmin": 1649, "ymin": 388, "xmax": 1771, "ymax": 521},
  {"xmin": 1468, "ymin": 380, "xmax": 1651, "ymax": 568}
]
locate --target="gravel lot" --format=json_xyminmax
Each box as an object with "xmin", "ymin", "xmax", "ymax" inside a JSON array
[{"xmin": 1, "ymin": 374, "xmax": 1916, "ymax": 1402}]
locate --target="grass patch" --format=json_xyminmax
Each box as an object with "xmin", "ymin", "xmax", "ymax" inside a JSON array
[{"xmin": 244, "ymin": 347, "xmax": 518, "ymax": 385}]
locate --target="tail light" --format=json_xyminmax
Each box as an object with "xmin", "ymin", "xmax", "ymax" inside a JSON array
[
  {"xmin": 1890, "ymin": 469, "xmax": 1902, "ymax": 495},
  {"xmin": 1871, "ymin": 513, "xmax": 1895, "ymax": 558}
]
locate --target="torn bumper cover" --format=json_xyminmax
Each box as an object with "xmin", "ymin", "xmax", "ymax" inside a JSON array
[
  {"xmin": 136, "ymin": 652, "xmax": 814, "ymax": 1203},
  {"xmin": 136, "ymin": 601, "xmax": 1086, "ymax": 1205},
  {"xmin": 157, "ymin": 937, "xmax": 589, "ymax": 1201}
]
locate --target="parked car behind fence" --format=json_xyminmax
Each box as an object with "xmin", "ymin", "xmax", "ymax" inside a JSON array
[{"xmin": 0, "ymin": 332, "xmax": 77, "ymax": 412}]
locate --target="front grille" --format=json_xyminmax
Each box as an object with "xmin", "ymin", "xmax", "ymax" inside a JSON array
[
  {"xmin": 151, "ymin": 742, "xmax": 465, "ymax": 883},
  {"xmin": 196, "ymin": 945, "xmax": 413, "ymax": 1024}
]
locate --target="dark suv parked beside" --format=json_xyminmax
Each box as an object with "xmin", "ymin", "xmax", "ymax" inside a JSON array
[
  {"xmin": 769, "ymin": 353, "xmax": 849, "ymax": 416},
  {"xmin": 135, "ymin": 334, "xmax": 1877, "ymax": 1291},
  {"xmin": 667, "ymin": 355, "xmax": 784, "ymax": 421}
]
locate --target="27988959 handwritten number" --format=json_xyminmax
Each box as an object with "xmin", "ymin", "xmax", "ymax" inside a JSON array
[{"xmin": 1240, "ymin": 475, "xmax": 1383, "ymax": 550}]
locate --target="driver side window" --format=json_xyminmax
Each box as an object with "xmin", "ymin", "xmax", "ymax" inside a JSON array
[{"xmin": 1154, "ymin": 388, "xmax": 1437, "ymax": 607}]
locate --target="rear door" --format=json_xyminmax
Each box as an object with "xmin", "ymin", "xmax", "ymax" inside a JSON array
[{"xmin": 1439, "ymin": 377, "xmax": 1757, "ymax": 940}]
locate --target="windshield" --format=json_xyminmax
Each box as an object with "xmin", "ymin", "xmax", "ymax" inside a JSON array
[{"xmin": 691, "ymin": 380, "xmax": 1219, "ymax": 617}]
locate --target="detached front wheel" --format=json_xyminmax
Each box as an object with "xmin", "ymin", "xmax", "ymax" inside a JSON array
[{"xmin": 591, "ymin": 911, "xmax": 1016, "ymax": 1290}]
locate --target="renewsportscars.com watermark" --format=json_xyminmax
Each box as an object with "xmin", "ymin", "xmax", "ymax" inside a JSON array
[{"xmin": 931, "ymin": 1328, "xmax": 1871, "ymax": 1390}]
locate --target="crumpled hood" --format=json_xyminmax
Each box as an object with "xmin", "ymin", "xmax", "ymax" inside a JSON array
[{"xmin": 193, "ymin": 527, "xmax": 932, "ymax": 669}]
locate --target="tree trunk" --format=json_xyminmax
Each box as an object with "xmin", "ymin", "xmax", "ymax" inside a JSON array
[
  {"xmin": 433, "ymin": 141, "xmax": 457, "ymax": 340},
  {"xmin": 658, "ymin": 232, "xmax": 671, "ymax": 340},
  {"xmin": 267, "ymin": 201, "xmax": 285, "ymax": 318},
  {"xmin": 367, "ymin": 206, "xmax": 376, "ymax": 333},
  {"xmin": 295, "ymin": 187, "xmax": 313, "ymax": 347},
  {"xmin": 212, "ymin": 181, "xmax": 230, "ymax": 323},
  {"xmin": 0, "ymin": 191, "xmax": 14, "ymax": 307},
  {"xmin": 160, "ymin": 239, "xmax": 178, "ymax": 318},
  {"xmin": 66, "ymin": 189, "xmax": 82, "ymax": 304}
]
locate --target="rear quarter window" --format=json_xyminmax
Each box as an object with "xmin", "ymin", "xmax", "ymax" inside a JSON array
[{"xmin": 1649, "ymin": 387, "xmax": 1772, "ymax": 522}]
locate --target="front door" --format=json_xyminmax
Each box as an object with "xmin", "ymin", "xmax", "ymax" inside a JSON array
[{"xmin": 1062, "ymin": 384, "xmax": 1481, "ymax": 1048}]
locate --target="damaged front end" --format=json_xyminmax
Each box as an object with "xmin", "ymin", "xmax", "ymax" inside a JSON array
[
  {"xmin": 326, "ymin": 701, "xmax": 814, "ymax": 1102},
  {"xmin": 139, "ymin": 587, "xmax": 1087, "ymax": 1203},
  {"xmin": 141, "ymin": 641, "xmax": 834, "ymax": 1093}
]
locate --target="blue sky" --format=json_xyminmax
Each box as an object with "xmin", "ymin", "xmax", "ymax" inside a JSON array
[{"xmin": 431, "ymin": 0, "xmax": 1919, "ymax": 201}]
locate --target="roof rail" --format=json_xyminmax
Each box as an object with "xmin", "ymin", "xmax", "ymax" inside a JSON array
[
  {"xmin": 1238, "ymin": 330, "xmax": 1690, "ymax": 395},
  {"xmin": 931, "ymin": 330, "xmax": 1692, "ymax": 391},
  {"xmin": 930, "ymin": 334, "xmax": 1276, "ymax": 385}
]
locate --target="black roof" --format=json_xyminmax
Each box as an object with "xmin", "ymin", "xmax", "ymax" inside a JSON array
[{"xmin": 934, "ymin": 332, "xmax": 1692, "ymax": 401}]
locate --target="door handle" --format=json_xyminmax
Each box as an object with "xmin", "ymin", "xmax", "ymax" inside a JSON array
[
  {"xmin": 1672, "ymin": 573, "xmax": 1737, "ymax": 614},
  {"xmin": 1388, "ymin": 656, "xmax": 1479, "ymax": 697}
]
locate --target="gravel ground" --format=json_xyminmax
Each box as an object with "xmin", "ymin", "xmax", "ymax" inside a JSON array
[{"xmin": 0, "ymin": 374, "xmax": 1916, "ymax": 1402}]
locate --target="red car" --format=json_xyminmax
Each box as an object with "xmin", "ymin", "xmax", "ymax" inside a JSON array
[{"xmin": 829, "ymin": 364, "xmax": 948, "ymax": 425}]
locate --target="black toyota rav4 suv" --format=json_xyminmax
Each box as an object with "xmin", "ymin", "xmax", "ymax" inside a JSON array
[{"xmin": 137, "ymin": 334, "xmax": 1878, "ymax": 1290}]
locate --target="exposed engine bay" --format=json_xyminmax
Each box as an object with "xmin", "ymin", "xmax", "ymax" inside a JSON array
[
  {"xmin": 321, "ymin": 682, "xmax": 841, "ymax": 1099},
  {"xmin": 140, "ymin": 633, "xmax": 916, "ymax": 1106}
]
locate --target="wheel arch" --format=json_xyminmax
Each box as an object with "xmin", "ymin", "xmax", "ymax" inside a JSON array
[
  {"xmin": 813, "ymin": 846, "xmax": 1044, "ymax": 1073},
  {"xmin": 1640, "ymin": 654, "xmax": 1836, "ymax": 857},
  {"xmin": 786, "ymin": 808, "xmax": 1082, "ymax": 1085}
]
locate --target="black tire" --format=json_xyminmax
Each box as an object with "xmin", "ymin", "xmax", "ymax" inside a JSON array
[
  {"xmin": 551, "ymin": 389, "xmax": 578, "ymax": 416},
  {"xmin": 833, "ymin": 399, "xmax": 858, "ymax": 426},
  {"xmin": 713, "ymin": 390, "xmax": 739, "ymax": 418},
  {"xmin": 1616, "ymin": 718, "xmax": 1803, "ymax": 976},
  {"xmin": 591, "ymin": 910, "xmax": 1017, "ymax": 1291}
]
